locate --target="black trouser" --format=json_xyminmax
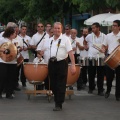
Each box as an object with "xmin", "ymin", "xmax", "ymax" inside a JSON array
[
  {"xmin": 77, "ymin": 66, "xmax": 88, "ymax": 88},
  {"xmin": 7, "ymin": 64, "xmax": 17, "ymax": 95},
  {"xmin": 106, "ymin": 65, "xmax": 120, "ymax": 98},
  {"xmin": 88, "ymin": 60, "xmax": 104, "ymax": 93},
  {"xmin": 20, "ymin": 59, "xmax": 29, "ymax": 83},
  {"xmin": 48, "ymin": 59, "xmax": 68, "ymax": 106},
  {"xmin": 0, "ymin": 63, "xmax": 7, "ymax": 95}
]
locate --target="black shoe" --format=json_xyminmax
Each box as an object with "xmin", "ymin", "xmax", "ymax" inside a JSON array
[
  {"xmin": 0, "ymin": 95, "xmax": 2, "ymax": 99},
  {"xmin": 53, "ymin": 107, "xmax": 62, "ymax": 111},
  {"xmin": 69, "ymin": 86, "xmax": 73, "ymax": 90},
  {"xmin": 116, "ymin": 97, "xmax": 120, "ymax": 101},
  {"xmin": 22, "ymin": 82, "xmax": 26, "ymax": 87},
  {"xmin": 98, "ymin": 92, "xmax": 104, "ymax": 96},
  {"xmin": 14, "ymin": 87, "xmax": 21, "ymax": 91},
  {"xmin": 6, "ymin": 95, "xmax": 14, "ymax": 99},
  {"xmin": 105, "ymin": 92, "xmax": 110, "ymax": 98},
  {"xmin": 88, "ymin": 90, "xmax": 93, "ymax": 94}
]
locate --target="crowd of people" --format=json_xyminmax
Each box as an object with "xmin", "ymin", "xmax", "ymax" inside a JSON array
[{"xmin": 0, "ymin": 20, "xmax": 120, "ymax": 111}]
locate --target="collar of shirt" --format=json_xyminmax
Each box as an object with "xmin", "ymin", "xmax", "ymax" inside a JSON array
[
  {"xmin": 37, "ymin": 32, "xmax": 45, "ymax": 36},
  {"xmin": 111, "ymin": 31, "xmax": 120, "ymax": 37},
  {"xmin": 92, "ymin": 32, "xmax": 103, "ymax": 38},
  {"xmin": 52, "ymin": 33, "xmax": 62, "ymax": 41}
]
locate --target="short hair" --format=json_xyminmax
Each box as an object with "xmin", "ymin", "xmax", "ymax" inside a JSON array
[
  {"xmin": 7, "ymin": 22, "xmax": 17, "ymax": 28},
  {"xmin": 45, "ymin": 22, "xmax": 52, "ymax": 27},
  {"xmin": 3, "ymin": 27, "xmax": 15, "ymax": 38},
  {"xmin": 65, "ymin": 24, "xmax": 71, "ymax": 29},
  {"xmin": 92, "ymin": 22, "xmax": 100, "ymax": 28},
  {"xmin": 54, "ymin": 22, "xmax": 63, "ymax": 29},
  {"xmin": 21, "ymin": 25, "xmax": 27, "ymax": 28},
  {"xmin": 113, "ymin": 20, "xmax": 120, "ymax": 27}
]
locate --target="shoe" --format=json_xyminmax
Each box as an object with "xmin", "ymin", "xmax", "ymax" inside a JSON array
[
  {"xmin": 6, "ymin": 95, "xmax": 14, "ymax": 99},
  {"xmin": 22, "ymin": 82, "xmax": 26, "ymax": 87},
  {"xmin": 0, "ymin": 95, "xmax": 2, "ymax": 99},
  {"xmin": 53, "ymin": 107, "xmax": 62, "ymax": 111},
  {"xmin": 98, "ymin": 92, "xmax": 104, "ymax": 96},
  {"xmin": 105, "ymin": 92, "xmax": 110, "ymax": 98},
  {"xmin": 88, "ymin": 90, "xmax": 93, "ymax": 94},
  {"xmin": 69, "ymin": 86, "xmax": 73, "ymax": 90},
  {"xmin": 14, "ymin": 87, "xmax": 21, "ymax": 91},
  {"xmin": 116, "ymin": 97, "xmax": 120, "ymax": 101}
]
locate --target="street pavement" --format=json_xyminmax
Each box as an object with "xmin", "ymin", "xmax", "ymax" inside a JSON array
[{"xmin": 0, "ymin": 80, "xmax": 120, "ymax": 120}]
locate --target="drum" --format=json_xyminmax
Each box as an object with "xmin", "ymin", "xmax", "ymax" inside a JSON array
[
  {"xmin": 104, "ymin": 45, "xmax": 120, "ymax": 69},
  {"xmin": 23, "ymin": 62, "xmax": 48, "ymax": 82},
  {"xmin": 67, "ymin": 64, "xmax": 80, "ymax": 86},
  {"xmin": 79, "ymin": 57, "xmax": 104, "ymax": 66}
]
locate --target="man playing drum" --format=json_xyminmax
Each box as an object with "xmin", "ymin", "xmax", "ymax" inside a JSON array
[
  {"xmin": 102, "ymin": 20, "xmax": 120, "ymax": 101},
  {"xmin": 84, "ymin": 22, "xmax": 106, "ymax": 96}
]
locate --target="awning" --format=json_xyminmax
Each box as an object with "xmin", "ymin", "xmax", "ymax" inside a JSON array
[
  {"xmin": 84, "ymin": 13, "xmax": 115, "ymax": 26},
  {"xmin": 102, "ymin": 13, "xmax": 120, "ymax": 26}
]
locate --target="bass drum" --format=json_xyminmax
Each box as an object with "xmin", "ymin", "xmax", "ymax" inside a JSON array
[
  {"xmin": 23, "ymin": 62, "xmax": 48, "ymax": 82},
  {"xmin": 67, "ymin": 64, "xmax": 81, "ymax": 86},
  {"xmin": 104, "ymin": 45, "xmax": 120, "ymax": 69}
]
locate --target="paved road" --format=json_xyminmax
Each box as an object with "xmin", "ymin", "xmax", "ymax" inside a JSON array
[{"xmin": 0, "ymin": 81, "xmax": 120, "ymax": 120}]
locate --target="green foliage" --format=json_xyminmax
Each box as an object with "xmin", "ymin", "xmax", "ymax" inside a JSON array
[{"xmin": 0, "ymin": 0, "xmax": 119, "ymax": 24}]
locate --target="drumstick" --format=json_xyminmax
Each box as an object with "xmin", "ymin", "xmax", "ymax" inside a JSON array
[{"xmin": 92, "ymin": 44, "xmax": 101, "ymax": 51}]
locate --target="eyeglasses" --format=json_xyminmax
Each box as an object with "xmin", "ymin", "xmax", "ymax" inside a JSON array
[{"xmin": 38, "ymin": 26, "xmax": 43, "ymax": 28}]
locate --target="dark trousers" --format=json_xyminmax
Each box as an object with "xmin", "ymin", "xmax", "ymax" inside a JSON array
[
  {"xmin": 48, "ymin": 59, "xmax": 68, "ymax": 106},
  {"xmin": 88, "ymin": 61, "xmax": 104, "ymax": 93},
  {"xmin": 106, "ymin": 65, "xmax": 120, "ymax": 98},
  {"xmin": 20, "ymin": 59, "xmax": 29, "ymax": 83},
  {"xmin": 0, "ymin": 63, "xmax": 7, "ymax": 95},
  {"xmin": 77, "ymin": 66, "xmax": 88, "ymax": 88}
]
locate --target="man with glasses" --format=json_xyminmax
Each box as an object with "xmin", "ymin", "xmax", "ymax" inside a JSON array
[
  {"xmin": 63, "ymin": 24, "xmax": 71, "ymax": 38},
  {"xmin": 30, "ymin": 23, "xmax": 46, "ymax": 58},
  {"xmin": 102, "ymin": 20, "xmax": 120, "ymax": 101}
]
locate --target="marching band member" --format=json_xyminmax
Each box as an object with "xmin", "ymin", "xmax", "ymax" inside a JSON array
[
  {"xmin": 0, "ymin": 27, "xmax": 17, "ymax": 99},
  {"xmin": 84, "ymin": 22, "xmax": 106, "ymax": 96},
  {"xmin": 19, "ymin": 25, "xmax": 31, "ymax": 87},
  {"xmin": 48, "ymin": 22, "xmax": 76, "ymax": 111},
  {"xmin": 30, "ymin": 23, "xmax": 46, "ymax": 58},
  {"xmin": 63, "ymin": 24, "xmax": 71, "ymax": 38},
  {"xmin": 77, "ymin": 28, "xmax": 88, "ymax": 90},
  {"xmin": 102, "ymin": 20, "xmax": 120, "ymax": 101},
  {"xmin": 68, "ymin": 29, "xmax": 80, "ymax": 90},
  {"xmin": 12, "ymin": 24, "xmax": 23, "ymax": 90}
]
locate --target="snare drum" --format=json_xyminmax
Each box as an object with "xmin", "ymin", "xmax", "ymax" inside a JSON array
[
  {"xmin": 104, "ymin": 45, "xmax": 120, "ymax": 69},
  {"xmin": 67, "ymin": 64, "xmax": 80, "ymax": 86},
  {"xmin": 79, "ymin": 57, "xmax": 104, "ymax": 66},
  {"xmin": 23, "ymin": 62, "xmax": 48, "ymax": 82}
]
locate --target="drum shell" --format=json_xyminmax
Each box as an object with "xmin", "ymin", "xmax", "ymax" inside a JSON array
[
  {"xmin": 23, "ymin": 62, "xmax": 48, "ymax": 82},
  {"xmin": 104, "ymin": 45, "xmax": 120, "ymax": 69},
  {"xmin": 67, "ymin": 64, "xmax": 80, "ymax": 86}
]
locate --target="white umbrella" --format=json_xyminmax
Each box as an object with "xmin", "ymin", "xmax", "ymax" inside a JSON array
[
  {"xmin": 102, "ymin": 13, "xmax": 120, "ymax": 26},
  {"xmin": 84, "ymin": 13, "xmax": 115, "ymax": 25}
]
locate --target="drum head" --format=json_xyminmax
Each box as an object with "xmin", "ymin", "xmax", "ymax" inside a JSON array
[{"xmin": 0, "ymin": 42, "xmax": 17, "ymax": 62}]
